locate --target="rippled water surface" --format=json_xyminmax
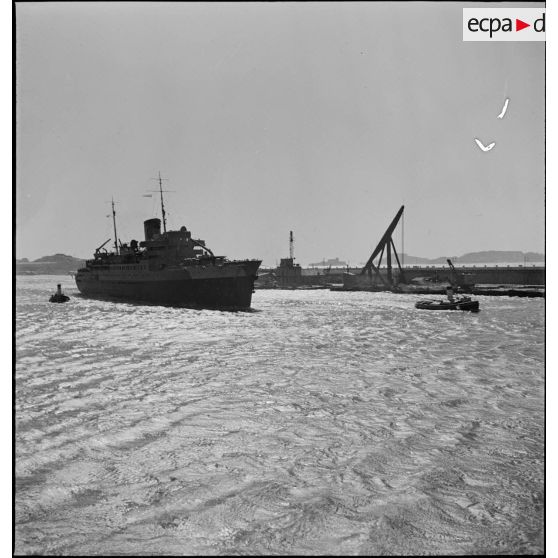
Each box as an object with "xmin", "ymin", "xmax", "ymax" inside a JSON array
[{"xmin": 15, "ymin": 276, "xmax": 544, "ymax": 555}]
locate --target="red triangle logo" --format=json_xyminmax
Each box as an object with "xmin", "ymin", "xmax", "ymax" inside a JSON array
[{"xmin": 516, "ymin": 19, "xmax": 530, "ymax": 32}]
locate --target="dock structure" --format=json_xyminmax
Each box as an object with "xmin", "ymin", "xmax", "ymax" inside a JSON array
[
  {"xmin": 275, "ymin": 231, "xmax": 303, "ymax": 287},
  {"xmin": 339, "ymin": 206, "xmax": 545, "ymax": 297},
  {"xmin": 343, "ymin": 206, "xmax": 406, "ymax": 291},
  {"xmin": 252, "ymin": 212, "xmax": 545, "ymax": 297}
]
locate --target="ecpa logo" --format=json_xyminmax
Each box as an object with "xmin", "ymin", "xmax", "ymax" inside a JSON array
[{"xmin": 463, "ymin": 8, "xmax": 545, "ymax": 42}]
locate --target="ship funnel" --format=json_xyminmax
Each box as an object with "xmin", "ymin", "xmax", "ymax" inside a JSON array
[{"xmin": 144, "ymin": 218, "xmax": 161, "ymax": 240}]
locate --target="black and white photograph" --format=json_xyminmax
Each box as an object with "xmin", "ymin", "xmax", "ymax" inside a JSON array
[{"xmin": 14, "ymin": 1, "xmax": 546, "ymax": 555}]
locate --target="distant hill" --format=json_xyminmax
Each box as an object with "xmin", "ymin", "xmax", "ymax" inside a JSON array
[
  {"xmin": 400, "ymin": 250, "xmax": 544, "ymax": 265},
  {"xmin": 16, "ymin": 253, "xmax": 85, "ymax": 275},
  {"xmin": 454, "ymin": 251, "xmax": 544, "ymax": 264},
  {"xmin": 398, "ymin": 254, "xmax": 435, "ymax": 265}
]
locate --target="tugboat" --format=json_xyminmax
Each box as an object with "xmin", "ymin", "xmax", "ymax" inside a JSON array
[
  {"xmin": 415, "ymin": 286, "xmax": 479, "ymax": 312},
  {"xmin": 75, "ymin": 174, "xmax": 261, "ymax": 309},
  {"xmin": 415, "ymin": 297, "xmax": 480, "ymax": 312},
  {"xmin": 49, "ymin": 284, "xmax": 70, "ymax": 303}
]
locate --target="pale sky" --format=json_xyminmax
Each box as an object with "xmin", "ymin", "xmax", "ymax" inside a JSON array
[{"xmin": 15, "ymin": 1, "xmax": 545, "ymax": 266}]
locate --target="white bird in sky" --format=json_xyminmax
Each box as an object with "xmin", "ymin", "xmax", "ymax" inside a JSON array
[
  {"xmin": 475, "ymin": 138, "xmax": 496, "ymax": 152},
  {"xmin": 497, "ymin": 98, "xmax": 510, "ymax": 119}
]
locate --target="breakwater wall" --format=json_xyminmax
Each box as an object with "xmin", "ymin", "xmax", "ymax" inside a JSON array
[
  {"xmin": 401, "ymin": 265, "xmax": 545, "ymax": 286},
  {"xmin": 257, "ymin": 265, "xmax": 545, "ymax": 287}
]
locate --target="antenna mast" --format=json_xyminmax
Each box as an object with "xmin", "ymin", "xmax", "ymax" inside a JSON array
[
  {"xmin": 158, "ymin": 171, "xmax": 167, "ymax": 234},
  {"xmin": 289, "ymin": 231, "xmax": 294, "ymax": 260},
  {"xmin": 111, "ymin": 198, "xmax": 119, "ymax": 255}
]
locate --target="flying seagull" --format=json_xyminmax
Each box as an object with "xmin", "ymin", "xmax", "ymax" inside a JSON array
[
  {"xmin": 475, "ymin": 138, "xmax": 496, "ymax": 152},
  {"xmin": 497, "ymin": 98, "xmax": 510, "ymax": 119}
]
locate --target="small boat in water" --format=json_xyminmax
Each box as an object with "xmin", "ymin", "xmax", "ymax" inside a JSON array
[
  {"xmin": 415, "ymin": 296, "xmax": 479, "ymax": 312},
  {"xmin": 49, "ymin": 284, "xmax": 70, "ymax": 303}
]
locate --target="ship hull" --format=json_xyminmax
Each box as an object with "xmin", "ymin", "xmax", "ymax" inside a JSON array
[{"xmin": 75, "ymin": 261, "xmax": 261, "ymax": 309}]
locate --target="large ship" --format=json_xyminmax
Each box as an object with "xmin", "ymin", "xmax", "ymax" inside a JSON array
[{"xmin": 75, "ymin": 176, "xmax": 261, "ymax": 309}]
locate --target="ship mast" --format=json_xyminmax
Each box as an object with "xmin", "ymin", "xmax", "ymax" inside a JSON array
[
  {"xmin": 111, "ymin": 198, "xmax": 119, "ymax": 255},
  {"xmin": 158, "ymin": 171, "xmax": 167, "ymax": 234},
  {"xmin": 289, "ymin": 231, "xmax": 294, "ymax": 260}
]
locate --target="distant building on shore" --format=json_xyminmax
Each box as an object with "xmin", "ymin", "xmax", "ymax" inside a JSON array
[{"xmin": 309, "ymin": 257, "xmax": 348, "ymax": 268}]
